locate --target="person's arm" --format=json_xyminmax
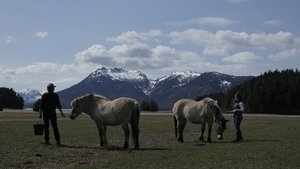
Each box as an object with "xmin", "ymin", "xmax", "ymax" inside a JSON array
[
  {"xmin": 39, "ymin": 109, "xmax": 42, "ymax": 118},
  {"xmin": 58, "ymin": 108, "xmax": 65, "ymax": 118},
  {"xmin": 233, "ymin": 102, "xmax": 245, "ymax": 113},
  {"xmin": 39, "ymin": 97, "xmax": 43, "ymax": 119},
  {"xmin": 55, "ymin": 93, "xmax": 65, "ymax": 118}
]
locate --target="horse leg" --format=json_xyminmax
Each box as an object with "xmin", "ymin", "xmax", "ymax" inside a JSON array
[
  {"xmin": 96, "ymin": 122, "xmax": 104, "ymax": 147},
  {"xmin": 122, "ymin": 124, "xmax": 130, "ymax": 149},
  {"xmin": 130, "ymin": 121, "xmax": 140, "ymax": 149},
  {"xmin": 178, "ymin": 119, "xmax": 187, "ymax": 143},
  {"xmin": 199, "ymin": 123, "xmax": 205, "ymax": 142},
  {"xmin": 102, "ymin": 125, "xmax": 108, "ymax": 146},
  {"xmin": 207, "ymin": 123, "xmax": 212, "ymax": 143}
]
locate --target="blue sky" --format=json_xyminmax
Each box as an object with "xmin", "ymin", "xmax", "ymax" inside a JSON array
[{"xmin": 1, "ymin": 0, "xmax": 300, "ymax": 92}]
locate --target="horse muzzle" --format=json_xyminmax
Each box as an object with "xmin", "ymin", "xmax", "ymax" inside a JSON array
[
  {"xmin": 69, "ymin": 114, "xmax": 76, "ymax": 120},
  {"xmin": 218, "ymin": 134, "xmax": 223, "ymax": 140}
]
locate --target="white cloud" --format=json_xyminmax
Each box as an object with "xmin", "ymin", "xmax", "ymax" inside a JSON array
[
  {"xmin": 4, "ymin": 36, "xmax": 16, "ymax": 44},
  {"xmin": 106, "ymin": 30, "xmax": 162, "ymax": 44},
  {"xmin": 263, "ymin": 19, "xmax": 283, "ymax": 27},
  {"xmin": 0, "ymin": 62, "xmax": 99, "ymax": 91},
  {"xmin": 268, "ymin": 48, "xmax": 300, "ymax": 61},
  {"xmin": 223, "ymin": 51, "xmax": 260, "ymax": 63},
  {"xmin": 187, "ymin": 17, "xmax": 237, "ymax": 27},
  {"xmin": 225, "ymin": 0, "xmax": 248, "ymax": 3},
  {"xmin": 169, "ymin": 29, "xmax": 299, "ymax": 56},
  {"xmin": 35, "ymin": 31, "xmax": 48, "ymax": 40},
  {"xmin": 75, "ymin": 43, "xmax": 197, "ymax": 69}
]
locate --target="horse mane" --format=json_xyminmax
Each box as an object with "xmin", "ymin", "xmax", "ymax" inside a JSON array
[
  {"xmin": 90, "ymin": 94, "xmax": 109, "ymax": 101},
  {"xmin": 202, "ymin": 97, "xmax": 224, "ymax": 120},
  {"xmin": 72, "ymin": 93, "xmax": 109, "ymax": 105}
]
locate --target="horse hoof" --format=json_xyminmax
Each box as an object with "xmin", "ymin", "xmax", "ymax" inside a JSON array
[
  {"xmin": 199, "ymin": 137, "xmax": 204, "ymax": 142},
  {"xmin": 178, "ymin": 139, "xmax": 184, "ymax": 143}
]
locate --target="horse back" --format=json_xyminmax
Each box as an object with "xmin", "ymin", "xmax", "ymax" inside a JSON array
[
  {"xmin": 99, "ymin": 97, "xmax": 139, "ymax": 125},
  {"xmin": 172, "ymin": 99, "xmax": 194, "ymax": 116},
  {"xmin": 110, "ymin": 97, "xmax": 139, "ymax": 115},
  {"xmin": 173, "ymin": 99, "xmax": 213, "ymax": 124}
]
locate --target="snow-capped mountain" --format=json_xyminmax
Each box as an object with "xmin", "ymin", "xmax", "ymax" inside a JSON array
[
  {"xmin": 58, "ymin": 67, "xmax": 151, "ymax": 108},
  {"xmin": 58, "ymin": 67, "xmax": 253, "ymax": 110},
  {"xmin": 87, "ymin": 67, "xmax": 151, "ymax": 94},
  {"xmin": 154, "ymin": 70, "xmax": 201, "ymax": 88},
  {"xmin": 18, "ymin": 89, "xmax": 41, "ymax": 108},
  {"xmin": 89, "ymin": 67, "xmax": 148, "ymax": 81}
]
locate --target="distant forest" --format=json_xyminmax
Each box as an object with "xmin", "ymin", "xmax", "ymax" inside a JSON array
[
  {"xmin": 198, "ymin": 69, "xmax": 300, "ymax": 115},
  {"xmin": 0, "ymin": 87, "xmax": 24, "ymax": 110}
]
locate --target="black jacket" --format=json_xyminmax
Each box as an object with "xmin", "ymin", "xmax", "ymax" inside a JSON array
[{"xmin": 40, "ymin": 92, "xmax": 62, "ymax": 113}]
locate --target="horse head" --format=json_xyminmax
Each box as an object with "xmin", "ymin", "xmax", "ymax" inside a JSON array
[
  {"xmin": 69, "ymin": 94, "xmax": 102, "ymax": 120},
  {"xmin": 69, "ymin": 98, "xmax": 82, "ymax": 120},
  {"xmin": 215, "ymin": 118, "xmax": 229, "ymax": 140}
]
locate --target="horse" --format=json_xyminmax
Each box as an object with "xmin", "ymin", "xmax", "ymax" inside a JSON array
[
  {"xmin": 69, "ymin": 94, "xmax": 140, "ymax": 149},
  {"xmin": 172, "ymin": 97, "xmax": 228, "ymax": 143}
]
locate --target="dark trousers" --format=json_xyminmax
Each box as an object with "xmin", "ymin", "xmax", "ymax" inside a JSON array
[
  {"xmin": 43, "ymin": 112, "xmax": 60, "ymax": 142},
  {"xmin": 233, "ymin": 112, "xmax": 243, "ymax": 132}
]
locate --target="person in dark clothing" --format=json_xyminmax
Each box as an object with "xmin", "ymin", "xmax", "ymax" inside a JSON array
[
  {"xmin": 39, "ymin": 83, "xmax": 65, "ymax": 145},
  {"xmin": 228, "ymin": 93, "xmax": 244, "ymax": 142}
]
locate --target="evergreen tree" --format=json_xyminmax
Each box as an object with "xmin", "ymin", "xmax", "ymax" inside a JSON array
[
  {"xmin": 0, "ymin": 87, "xmax": 24, "ymax": 109},
  {"xmin": 197, "ymin": 69, "xmax": 300, "ymax": 115}
]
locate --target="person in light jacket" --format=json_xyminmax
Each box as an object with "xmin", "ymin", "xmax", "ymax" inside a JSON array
[{"xmin": 229, "ymin": 93, "xmax": 244, "ymax": 142}]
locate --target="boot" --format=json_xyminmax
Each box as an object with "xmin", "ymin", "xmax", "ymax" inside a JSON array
[
  {"xmin": 234, "ymin": 131, "xmax": 243, "ymax": 142},
  {"xmin": 56, "ymin": 140, "xmax": 61, "ymax": 146},
  {"xmin": 45, "ymin": 140, "xmax": 51, "ymax": 145},
  {"xmin": 239, "ymin": 131, "xmax": 243, "ymax": 141}
]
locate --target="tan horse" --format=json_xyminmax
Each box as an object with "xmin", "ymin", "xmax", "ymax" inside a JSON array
[
  {"xmin": 69, "ymin": 94, "xmax": 140, "ymax": 149},
  {"xmin": 173, "ymin": 98, "xmax": 227, "ymax": 143}
]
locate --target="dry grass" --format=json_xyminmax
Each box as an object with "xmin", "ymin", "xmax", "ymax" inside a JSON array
[{"xmin": 1, "ymin": 110, "xmax": 300, "ymax": 169}]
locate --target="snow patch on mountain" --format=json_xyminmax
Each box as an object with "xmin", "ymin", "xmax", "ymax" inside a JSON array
[
  {"xmin": 155, "ymin": 70, "xmax": 201, "ymax": 88},
  {"xmin": 89, "ymin": 67, "xmax": 147, "ymax": 81},
  {"xmin": 18, "ymin": 88, "xmax": 42, "ymax": 107},
  {"xmin": 220, "ymin": 80, "xmax": 232, "ymax": 87}
]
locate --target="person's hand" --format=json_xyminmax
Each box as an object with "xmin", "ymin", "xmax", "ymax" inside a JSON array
[{"xmin": 226, "ymin": 110, "xmax": 233, "ymax": 114}]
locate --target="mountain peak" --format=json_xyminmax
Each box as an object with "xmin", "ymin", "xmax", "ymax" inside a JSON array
[
  {"xmin": 18, "ymin": 88, "xmax": 41, "ymax": 95},
  {"xmin": 156, "ymin": 70, "xmax": 201, "ymax": 84},
  {"xmin": 89, "ymin": 67, "xmax": 148, "ymax": 81},
  {"xmin": 18, "ymin": 89, "xmax": 42, "ymax": 108}
]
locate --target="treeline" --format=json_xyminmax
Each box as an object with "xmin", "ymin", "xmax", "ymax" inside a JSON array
[
  {"xmin": 140, "ymin": 99, "xmax": 158, "ymax": 111},
  {"xmin": 0, "ymin": 87, "xmax": 24, "ymax": 109},
  {"xmin": 197, "ymin": 69, "xmax": 300, "ymax": 115}
]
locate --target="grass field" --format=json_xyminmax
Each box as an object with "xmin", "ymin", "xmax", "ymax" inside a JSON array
[{"xmin": 1, "ymin": 110, "xmax": 300, "ymax": 169}]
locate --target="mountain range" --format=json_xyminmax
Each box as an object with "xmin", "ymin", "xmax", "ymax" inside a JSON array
[
  {"xmin": 19, "ymin": 67, "xmax": 253, "ymax": 110},
  {"xmin": 56, "ymin": 67, "xmax": 253, "ymax": 110},
  {"xmin": 18, "ymin": 88, "xmax": 42, "ymax": 108}
]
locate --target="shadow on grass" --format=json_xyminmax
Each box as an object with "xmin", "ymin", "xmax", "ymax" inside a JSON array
[
  {"xmin": 207, "ymin": 139, "xmax": 281, "ymax": 144},
  {"xmin": 60, "ymin": 144, "xmax": 170, "ymax": 151},
  {"xmin": 187, "ymin": 138, "xmax": 281, "ymax": 146}
]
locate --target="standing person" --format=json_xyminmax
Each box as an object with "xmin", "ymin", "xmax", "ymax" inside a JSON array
[
  {"xmin": 39, "ymin": 83, "xmax": 65, "ymax": 145},
  {"xmin": 229, "ymin": 93, "xmax": 244, "ymax": 142}
]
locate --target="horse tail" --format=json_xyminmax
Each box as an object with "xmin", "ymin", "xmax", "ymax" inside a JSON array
[
  {"xmin": 131, "ymin": 102, "xmax": 140, "ymax": 149},
  {"xmin": 174, "ymin": 116, "xmax": 178, "ymax": 139}
]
